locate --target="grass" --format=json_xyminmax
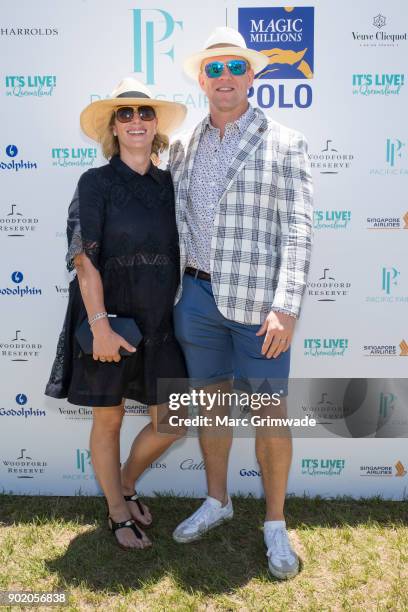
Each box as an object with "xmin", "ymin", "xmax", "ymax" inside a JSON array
[{"xmin": 0, "ymin": 494, "xmax": 407, "ymax": 611}]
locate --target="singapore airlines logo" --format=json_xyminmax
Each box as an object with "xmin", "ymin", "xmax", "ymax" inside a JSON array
[
  {"xmin": 239, "ymin": 6, "xmax": 314, "ymax": 79},
  {"xmin": 399, "ymin": 339, "xmax": 408, "ymax": 356},
  {"xmin": 395, "ymin": 461, "xmax": 407, "ymax": 477}
]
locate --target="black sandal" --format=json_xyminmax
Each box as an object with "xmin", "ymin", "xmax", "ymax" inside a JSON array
[
  {"xmin": 107, "ymin": 515, "xmax": 145, "ymax": 551},
  {"xmin": 124, "ymin": 492, "xmax": 152, "ymax": 527}
]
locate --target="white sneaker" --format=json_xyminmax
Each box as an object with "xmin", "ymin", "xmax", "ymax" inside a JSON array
[
  {"xmin": 264, "ymin": 521, "xmax": 300, "ymax": 579},
  {"xmin": 173, "ymin": 496, "xmax": 233, "ymax": 543}
]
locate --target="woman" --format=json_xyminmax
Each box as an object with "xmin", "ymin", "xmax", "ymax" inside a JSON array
[{"xmin": 45, "ymin": 78, "xmax": 188, "ymax": 551}]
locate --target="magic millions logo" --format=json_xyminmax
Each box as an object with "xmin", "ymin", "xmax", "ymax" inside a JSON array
[
  {"xmin": 301, "ymin": 458, "xmax": 345, "ymax": 476},
  {"xmin": 0, "ymin": 204, "xmax": 39, "ymax": 238},
  {"xmin": 51, "ymin": 147, "xmax": 97, "ymax": 168},
  {"xmin": 239, "ymin": 6, "xmax": 314, "ymax": 109},
  {"xmin": 366, "ymin": 211, "xmax": 408, "ymax": 230},
  {"xmin": 360, "ymin": 461, "xmax": 407, "ymax": 477},
  {"xmin": 2, "ymin": 448, "xmax": 48, "ymax": 479},
  {"xmin": 352, "ymin": 14, "xmax": 408, "ymax": 48},
  {"xmin": 307, "ymin": 267, "xmax": 351, "ymax": 302},
  {"xmin": 0, "ymin": 329, "xmax": 42, "ymax": 362},
  {"xmin": 309, "ymin": 139, "xmax": 354, "ymax": 175},
  {"xmin": 363, "ymin": 340, "xmax": 408, "ymax": 357}
]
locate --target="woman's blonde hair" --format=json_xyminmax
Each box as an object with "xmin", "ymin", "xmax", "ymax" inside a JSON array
[{"xmin": 100, "ymin": 111, "xmax": 169, "ymax": 165}]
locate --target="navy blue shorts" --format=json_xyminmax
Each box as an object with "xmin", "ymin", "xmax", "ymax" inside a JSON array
[{"xmin": 174, "ymin": 274, "xmax": 290, "ymax": 396}]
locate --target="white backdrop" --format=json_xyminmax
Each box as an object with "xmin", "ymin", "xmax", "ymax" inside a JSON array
[{"xmin": 1, "ymin": 0, "xmax": 407, "ymax": 500}]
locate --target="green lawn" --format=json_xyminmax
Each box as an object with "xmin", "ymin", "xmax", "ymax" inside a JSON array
[{"xmin": 0, "ymin": 494, "xmax": 407, "ymax": 611}]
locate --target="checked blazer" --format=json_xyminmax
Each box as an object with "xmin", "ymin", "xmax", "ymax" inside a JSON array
[{"xmin": 168, "ymin": 106, "xmax": 313, "ymax": 325}]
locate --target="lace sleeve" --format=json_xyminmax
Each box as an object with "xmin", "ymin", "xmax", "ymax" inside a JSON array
[{"xmin": 65, "ymin": 171, "xmax": 104, "ymax": 272}]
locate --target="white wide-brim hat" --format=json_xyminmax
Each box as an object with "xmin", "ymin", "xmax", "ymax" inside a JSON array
[
  {"xmin": 183, "ymin": 26, "xmax": 269, "ymax": 80},
  {"xmin": 80, "ymin": 77, "xmax": 187, "ymax": 142}
]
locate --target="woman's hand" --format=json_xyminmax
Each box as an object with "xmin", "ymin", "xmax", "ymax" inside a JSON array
[{"xmin": 92, "ymin": 319, "xmax": 136, "ymax": 362}]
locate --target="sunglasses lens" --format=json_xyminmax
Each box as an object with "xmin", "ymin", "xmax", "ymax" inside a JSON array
[
  {"xmin": 205, "ymin": 62, "xmax": 225, "ymax": 78},
  {"xmin": 116, "ymin": 107, "xmax": 134, "ymax": 123},
  {"xmin": 138, "ymin": 105, "xmax": 156, "ymax": 121},
  {"xmin": 227, "ymin": 60, "xmax": 247, "ymax": 76}
]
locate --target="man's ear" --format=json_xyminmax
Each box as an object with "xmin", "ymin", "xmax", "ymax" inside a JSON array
[
  {"xmin": 247, "ymin": 67, "xmax": 255, "ymax": 89},
  {"xmin": 198, "ymin": 71, "xmax": 206, "ymax": 92}
]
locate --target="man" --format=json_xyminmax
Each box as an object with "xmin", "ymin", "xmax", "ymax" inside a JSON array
[{"xmin": 169, "ymin": 27, "xmax": 313, "ymax": 580}]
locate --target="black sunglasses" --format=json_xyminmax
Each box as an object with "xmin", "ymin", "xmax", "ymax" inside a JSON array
[{"xmin": 115, "ymin": 106, "xmax": 156, "ymax": 123}]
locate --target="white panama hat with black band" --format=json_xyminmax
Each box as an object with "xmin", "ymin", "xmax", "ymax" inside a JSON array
[{"xmin": 183, "ymin": 26, "xmax": 269, "ymax": 80}]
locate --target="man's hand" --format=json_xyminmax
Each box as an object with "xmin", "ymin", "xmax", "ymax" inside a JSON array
[{"xmin": 256, "ymin": 311, "xmax": 297, "ymax": 359}]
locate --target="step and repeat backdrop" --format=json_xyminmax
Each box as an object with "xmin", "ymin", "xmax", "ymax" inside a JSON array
[{"xmin": 1, "ymin": 0, "xmax": 407, "ymax": 500}]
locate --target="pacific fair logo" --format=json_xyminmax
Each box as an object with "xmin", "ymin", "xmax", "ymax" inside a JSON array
[
  {"xmin": 5, "ymin": 75, "xmax": 56, "ymax": 97},
  {"xmin": 370, "ymin": 139, "xmax": 408, "ymax": 176},
  {"xmin": 132, "ymin": 9, "xmax": 183, "ymax": 85}
]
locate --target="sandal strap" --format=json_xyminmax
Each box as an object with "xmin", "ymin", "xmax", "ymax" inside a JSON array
[
  {"xmin": 124, "ymin": 492, "xmax": 145, "ymax": 515},
  {"xmin": 108, "ymin": 517, "xmax": 143, "ymax": 539}
]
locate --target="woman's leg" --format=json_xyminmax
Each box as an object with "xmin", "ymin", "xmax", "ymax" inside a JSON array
[
  {"xmin": 90, "ymin": 403, "xmax": 151, "ymax": 549},
  {"xmin": 121, "ymin": 402, "xmax": 186, "ymax": 523}
]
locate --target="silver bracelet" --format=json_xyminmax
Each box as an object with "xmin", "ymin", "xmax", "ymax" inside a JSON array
[{"xmin": 88, "ymin": 311, "xmax": 108, "ymax": 328}]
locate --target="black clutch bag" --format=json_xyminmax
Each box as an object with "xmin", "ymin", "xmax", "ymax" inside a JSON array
[{"xmin": 75, "ymin": 315, "xmax": 143, "ymax": 357}]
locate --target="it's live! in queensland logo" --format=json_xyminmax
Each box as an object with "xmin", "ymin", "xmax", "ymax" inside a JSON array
[
  {"xmin": 51, "ymin": 147, "xmax": 98, "ymax": 168},
  {"xmin": 239, "ymin": 6, "xmax": 314, "ymax": 109}
]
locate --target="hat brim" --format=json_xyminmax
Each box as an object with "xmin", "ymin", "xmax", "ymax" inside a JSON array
[
  {"xmin": 80, "ymin": 98, "xmax": 187, "ymax": 142},
  {"xmin": 183, "ymin": 47, "xmax": 270, "ymax": 81}
]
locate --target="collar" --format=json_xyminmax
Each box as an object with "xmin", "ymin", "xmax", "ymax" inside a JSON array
[
  {"xmin": 109, "ymin": 154, "xmax": 164, "ymax": 185},
  {"xmin": 204, "ymin": 104, "xmax": 256, "ymax": 136}
]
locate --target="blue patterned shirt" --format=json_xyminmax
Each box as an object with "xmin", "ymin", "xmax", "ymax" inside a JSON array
[{"xmin": 186, "ymin": 105, "xmax": 256, "ymax": 273}]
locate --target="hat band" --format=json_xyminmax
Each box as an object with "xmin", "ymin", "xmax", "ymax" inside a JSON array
[{"xmin": 116, "ymin": 91, "xmax": 151, "ymax": 99}]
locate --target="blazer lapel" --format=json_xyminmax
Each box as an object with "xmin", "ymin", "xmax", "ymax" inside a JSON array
[
  {"xmin": 177, "ymin": 119, "xmax": 206, "ymax": 216},
  {"xmin": 219, "ymin": 109, "xmax": 268, "ymax": 202}
]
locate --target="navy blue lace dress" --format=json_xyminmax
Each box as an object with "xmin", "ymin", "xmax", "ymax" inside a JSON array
[{"xmin": 45, "ymin": 155, "xmax": 187, "ymax": 407}]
